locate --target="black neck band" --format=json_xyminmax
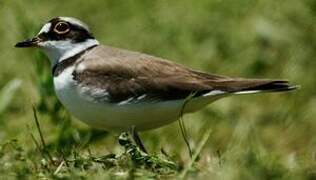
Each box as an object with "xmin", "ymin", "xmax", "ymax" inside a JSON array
[{"xmin": 52, "ymin": 45, "xmax": 98, "ymax": 77}]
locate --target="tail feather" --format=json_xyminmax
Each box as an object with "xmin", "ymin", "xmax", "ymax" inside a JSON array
[
  {"xmin": 236, "ymin": 80, "xmax": 298, "ymax": 93},
  {"xmin": 209, "ymin": 79, "xmax": 299, "ymax": 95}
]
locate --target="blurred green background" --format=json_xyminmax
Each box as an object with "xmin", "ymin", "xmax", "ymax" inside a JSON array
[{"xmin": 0, "ymin": 0, "xmax": 315, "ymax": 179}]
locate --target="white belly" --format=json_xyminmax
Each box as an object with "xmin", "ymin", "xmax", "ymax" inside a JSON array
[{"xmin": 54, "ymin": 67, "xmax": 223, "ymax": 131}]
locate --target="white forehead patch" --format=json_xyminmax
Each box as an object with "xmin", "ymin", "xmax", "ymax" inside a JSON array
[
  {"xmin": 58, "ymin": 17, "xmax": 90, "ymax": 31},
  {"xmin": 38, "ymin": 22, "xmax": 52, "ymax": 34}
]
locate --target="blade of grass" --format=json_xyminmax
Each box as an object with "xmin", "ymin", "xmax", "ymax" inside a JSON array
[
  {"xmin": 179, "ymin": 91, "xmax": 197, "ymax": 158},
  {"xmin": 32, "ymin": 106, "xmax": 54, "ymax": 164},
  {"xmin": 179, "ymin": 128, "xmax": 212, "ymax": 179},
  {"xmin": 27, "ymin": 124, "xmax": 42, "ymax": 153},
  {"xmin": 53, "ymin": 161, "xmax": 65, "ymax": 175},
  {"xmin": 0, "ymin": 79, "xmax": 21, "ymax": 114}
]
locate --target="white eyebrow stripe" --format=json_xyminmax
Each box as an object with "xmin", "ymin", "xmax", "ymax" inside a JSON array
[{"xmin": 38, "ymin": 23, "xmax": 52, "ymax": 34}]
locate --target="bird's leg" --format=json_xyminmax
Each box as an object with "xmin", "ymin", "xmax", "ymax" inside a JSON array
[{"xmin": 129, "ymin": 126, "xmax": 148, "ymax": 154}]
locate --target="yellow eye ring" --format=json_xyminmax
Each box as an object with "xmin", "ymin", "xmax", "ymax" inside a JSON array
[{"xmin": 53, "ymin": 22, "xmax": 70, "ymax": 34}]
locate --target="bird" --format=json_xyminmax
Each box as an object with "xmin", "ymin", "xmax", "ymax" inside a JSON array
[{"xmin": 15, "ymin": 17, "xmax": 297, "ymax": 153}]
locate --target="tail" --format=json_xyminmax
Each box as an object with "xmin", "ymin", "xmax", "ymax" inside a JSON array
[{"xmin": 210, "ymin": 79, "xmax": 299, "ymax": 95}]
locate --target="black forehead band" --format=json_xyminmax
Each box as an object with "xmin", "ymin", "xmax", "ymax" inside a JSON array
[{"xmin": 38, "ymin": 18, "xmax": 94, "ymax": 43}]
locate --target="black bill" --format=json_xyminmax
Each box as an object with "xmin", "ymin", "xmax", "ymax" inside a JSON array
[{"xmin": 15, "ymin": 37, "xmax": 41, "ymax": 48}]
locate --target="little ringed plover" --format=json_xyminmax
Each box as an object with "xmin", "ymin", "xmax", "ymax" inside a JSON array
[{"xmin": 15, "ymin": 17, "xmax": 298, "ymax": 152}]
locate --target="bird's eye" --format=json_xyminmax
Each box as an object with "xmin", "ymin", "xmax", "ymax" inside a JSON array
[{"xmin": 54, "ymin": 22, "xmax": 70, "ymax": 34}]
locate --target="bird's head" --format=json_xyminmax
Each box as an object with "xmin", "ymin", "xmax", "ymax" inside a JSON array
[{"xmin": 15, "ymin": 17, "xmax": 99, "ymax": 65}]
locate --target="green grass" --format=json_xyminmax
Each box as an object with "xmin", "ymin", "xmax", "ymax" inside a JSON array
[{"xmin": 1, "ymin": 0, "xmax": 316, "ymax": 179}]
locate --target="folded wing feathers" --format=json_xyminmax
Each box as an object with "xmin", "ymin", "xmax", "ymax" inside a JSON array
[{"xmin": 75, "ymin": 46, "xmax": 298, "ymax": 101}]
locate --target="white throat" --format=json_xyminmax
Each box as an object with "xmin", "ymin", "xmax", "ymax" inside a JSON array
[{"xmin": 39, "ymin": 39, "xmax": 99, "ymax": 66}]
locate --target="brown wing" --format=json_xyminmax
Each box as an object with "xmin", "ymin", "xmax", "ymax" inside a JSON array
[{"xmin": 73, "ymin": 45, "xmax": 295, "ymax": 103}]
